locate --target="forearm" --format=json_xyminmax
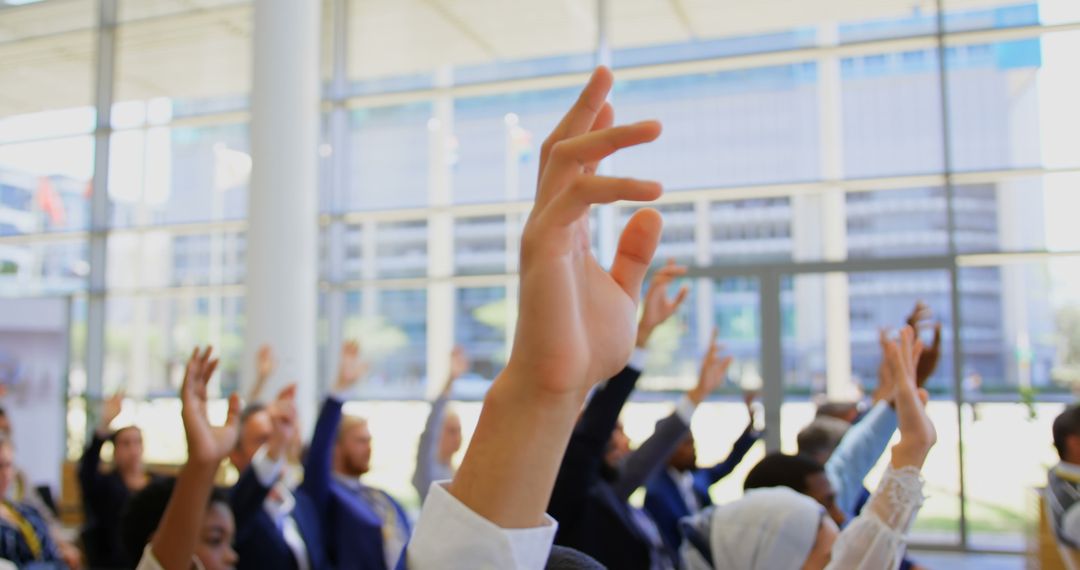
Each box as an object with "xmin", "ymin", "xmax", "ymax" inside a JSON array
[
  {"xmin": 827, "ymin": 402, "xmax": 897, "ymax": 515},
  {"xmin": 78, "ymin": 433, "xmax": 107, "ymax": 487},
  {"xmin": 614, "ymin": 410, "xmax": 691, "ymax": 500},
  {"xmin": 449, "ymin": 371, "xmax": 584, "ymax": 529},
  {"xmin": 705, "ymin": 427, "xmax": 761, "ymax": 484},
  {"xmin": 415, "ymin": 396, "xmax": 449, "ymax": 485},
  {"xmin": 150, "ymin": 461, "xmax": 217, "ymax": 570}
]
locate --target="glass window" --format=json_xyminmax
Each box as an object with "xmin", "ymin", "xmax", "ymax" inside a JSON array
[
  {"xmin": 373, "ymin": 219, "xmax": 427, "ymax": 279},
  {"xmin": 107, "ymin": 230, "xmax": 246, "ymax": 289},
  {"xmin": 344, "ymin": 104, "xmax": 431, "ymax": 211},
  {"xmin": 455, "ymin": 285, "xmax": 509, "ymax": 387},
  {"xmin": 109, "ymin": 123, "xmax": 250, "ymax": 227},
  {"xmin": 343, "ymin": 288, "xmax": 427, "ymax": 398},
  {"xmin": 454, "ymin": 216, "xmax": 507, "ymax": 275},
  {"xmin": 0, "ymin": 136, "xmax": 93, "ymax": 235},
  {"xmin": 0, "ymin": 238, "xmax": 88, "ymax": 296}
]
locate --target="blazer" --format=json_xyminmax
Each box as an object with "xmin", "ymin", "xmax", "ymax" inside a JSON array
[
  {"xmin": 643, "ymin": 427, "xmax": 761, "ymax": 556},
  {"xmin": 549, "ymin": 366, "xmax": 691, "ymax": 570},
  {"xmin": 309, "ymin": 397, "xmax": 410, "ymax": 570},
  {"xmin": 229, "ymin": 405, "xmax": 336, "ymax": 570}
]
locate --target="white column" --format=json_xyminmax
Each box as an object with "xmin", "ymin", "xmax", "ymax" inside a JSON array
[
  {"xmin": 244, "ymin": 0, "xmax": 321, "ymax": 429},
  {"xmin": 426, "ymin": 66, "xmax": 455, "ymax": 399}
]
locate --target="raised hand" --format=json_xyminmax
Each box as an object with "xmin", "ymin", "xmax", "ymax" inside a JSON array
[
  {"xmin": 743, "ymin": 389, "xmax": 760, "ymax": 430},
  {"xmin": 335, "ymin": 340, "xmax": 369, "ymax": 394},
  {"xmin": 883, "ymin": 327, "xmax": 936, "ymax": 469},
  {"xmin": 267, "ymin": 384, "xmax": 298, "ymax": 460},
  {"xmin": 688, "ymin": 329, "xmax": 733, "ymax": 404},
  {"xmin": 448, "ymin": 66, "xmax": 664, "ymax": 530},
  {"xmin": 636, "ymin": 259, "xmax": 690, "ymax": 348},
  {"xmin": 906, "ymin": 302, "xmax": 943, "ymax": 388},
  {"xmin": 507, "ymin": 66, "xmax": 663, "ymax": 397},
  {"xmin": 248, "ymin": 344, "xmax": 276, "ymax": 403},
  {"xmin": 444, "ymin": 346, "xmax": 469, "ymax": 396},
  {"xmin": 99, "ymin": 391, "xmax": 125, "ymax": 433},
  {"xmin": 180, "ymin": 347, "xmax": 241, "ymax": 466}
]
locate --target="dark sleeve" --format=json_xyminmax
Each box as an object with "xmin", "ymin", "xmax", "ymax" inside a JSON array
[
  {"xmin": 612, "ymin": 411, "xmax": 690, "ymax": 501},
  {"xmin": 77, "ymin": 432, "xmax": 108, "ymax": 506},
  {"xmin": 229, "ymin": 466, "xmax": 274, "ymax": 534},
  {"xmin": 697, "ymin": 427, "xmax": 762, "ymax": 487},
  {"xmin": 549, "ymin": 366, "xmax": 642, "ymax": 523},
  {"xmin": 299, "ymin": 396, "xmax": 344, "ymax": 511}
]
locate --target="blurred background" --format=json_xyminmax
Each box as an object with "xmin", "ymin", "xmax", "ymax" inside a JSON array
[{"xmin": 2, "ymin": 0, "xmax": 1080, "ymax": 563}]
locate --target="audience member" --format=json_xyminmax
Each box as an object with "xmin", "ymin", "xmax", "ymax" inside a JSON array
[
  {"xmin": 681, "ymin": 326, "xmax": 935, "ymax": 569},
  {"xmin": 228, "ymin": 385, "xmax": 328, "ymax": 570},
  {"xmin": 412, "ymin": 347, "xmax": 466, "ymax": 503},
  {"xmin": 744, "ymin": 452, "xmax": 845, "ymax": 526},
  {"xmin": 1048, "ymin": 404, "xmax": 1080, "ymax": 549},
  {"xmin": 312, "ymin": 340, "xmax": 409, "ymax": 569},
  {"xmin": 127, "ymin": 347, "xmax": 240, "ymax": 570},
  {"xmin": 79, "ymin": 392, "xmax": 158, "ymax": 569},
  {"xmin": 644, "ymin": 390, "xmax": 762, "ymax": 556},
  {"xmin": 548, "ymin": 261, "xmax": 712, "ymax": 570},
  {"xmin": 0, "ymin": 431, "xmax": 68, "ymax": 568}
]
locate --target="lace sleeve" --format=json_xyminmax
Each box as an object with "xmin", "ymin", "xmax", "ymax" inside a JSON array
[{"xmin": 826, "ymin": 465, "xmax": 925, "ymax": 570}]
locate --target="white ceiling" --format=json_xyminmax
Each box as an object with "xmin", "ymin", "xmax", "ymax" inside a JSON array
[{"xmin": 0, "ymin": 0, "xmax": 1037, "ymax": 120}]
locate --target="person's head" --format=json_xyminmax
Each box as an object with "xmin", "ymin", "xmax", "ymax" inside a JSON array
[
  {"xmin": 334, "ymin": 416, "xmax": 372, "ymax": 478},
  {"xmin": 0, "ymin": 434, "xmax": 14, "ymax": 499},
  {"xmin": 0, "ymin": 407, "xmax": 10, "ymax": 436},
  {"xmin": 796, "ymin": 417, "xmax": 851, "ymax": 466},
  {"xmin": 229, "ymin": 404, "xmax": 272, "ymax": 473},
  {"xmin": 744, "ymin": 453, "xmax": 844, "ymax": 526},
  {"xmin": 668, "ymin": 432, "xmax": 697, "ymax": 472},
  {"xmin": 1053, "ymin": 405, "xmax": 1080, "ymax": 464},
  {"xmin": 438, "ymin": 410, "xmax": 462, "ymax": 463},
  {"xmin": 684, "ymin": 486, "xmax": 838, "ymax": 570},
  {"xmin": 122, "ymin": 478, "xmax": 238, "ymax": 570},
  {"xmin": 605, "ymin": 420, "xmax": 631, "ymax": 468},
  {"xmin": 112, "ymin": 426, "xmax": 144, "ymax": 475},
  {"xmin": 815, "ymin": 401, "xmax": 859, "ymax": 424}
]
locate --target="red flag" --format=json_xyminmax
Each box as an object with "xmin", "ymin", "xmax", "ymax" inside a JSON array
[{"xmin": 36, "ymin": 177, "xmax": 66, "ymax": 227}]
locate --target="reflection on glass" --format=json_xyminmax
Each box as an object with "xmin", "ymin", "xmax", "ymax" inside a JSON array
[
  {"xmin": 454, "ymin": 216, "xmax": 507, "ymax": 275},
  {"xmin": 107, "ymin": 231, "xmax": 246, "ymax": 289},
  {"xmin": 455, "ymin": 286, "xmax": 509, "ymax": 384},
  {"xmin": 0, "ymin": 137, "xmax": 93, "ymax": 235},
  {"xmin": 104, "ymin": 294, "xmax": 245, "ymax": 397},
  {"xmin": 0, "ymin": 239, "xmax": 87, "ymax": 296},
  {"xmin": 345, "ymin": 104, "xmax": 430, "ymax": 211},
  {"xmin": 343, "ymin": 288, "xmax": 427, "ymax": 398},
  {"xmin": 109, "ymin": 123, "xmax": 249, "ymax": 227}
]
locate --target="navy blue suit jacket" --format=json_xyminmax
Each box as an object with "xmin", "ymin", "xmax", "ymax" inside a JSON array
[
  {"xmin": 309, "ymin": 397, "xmax": 410, "ymax": 570},
  {"xmin": 643, "ymin": 427, "xmax": 761, "ymax": 556},
  {"xmin": 549, "ymin": 366, "xmax": 689, "ymax": 570},
  {"xmin": 229, "ymin": 461, "xmax": 329, "ymax": 570}
]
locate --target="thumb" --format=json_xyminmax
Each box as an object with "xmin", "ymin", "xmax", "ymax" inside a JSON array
[{"xmin": 610, "ymin": 208, "xmax": 663, "ymax": 303}]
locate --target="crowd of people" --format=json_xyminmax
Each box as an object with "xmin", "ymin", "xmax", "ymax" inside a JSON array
[{"xmin": 2, "ymin": 65, "xmax": 1033, "ymax": 569}]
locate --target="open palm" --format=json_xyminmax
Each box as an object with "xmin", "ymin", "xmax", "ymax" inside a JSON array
[
  {"xmin": 508, "ymin": 67, "xmax": 664, "ymax": 396},
  {"xmin": 181, "ymin": 347, "xmax": 240, "ymax": 466}
]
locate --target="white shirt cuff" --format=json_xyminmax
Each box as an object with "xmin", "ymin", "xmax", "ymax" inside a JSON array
[
  {"xmin": 627, "ymin": 348, "xmax": 649, "ymax": 372},
  {"xmin": 250, "ymin": 444, "xmax": 285, "ymax": 488},
  {"xmin": 407, "ymin": 482, "xmax": 558, "ymax": 570},
  {"xmin": 674, "ymin": 395, "xmax": 698, "ymax": 426}
]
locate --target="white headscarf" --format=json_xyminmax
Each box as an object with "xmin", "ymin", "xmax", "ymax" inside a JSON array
[{"xmin": 681, "ymin": 487, "xmax": 824, "ymax": 570}]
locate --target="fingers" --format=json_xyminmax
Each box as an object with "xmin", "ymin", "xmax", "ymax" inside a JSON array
[
  {"xmin": 583, "ymin": 102, "xmax": 615, "ymax": 176},
  {"xmin": 931, "ymin": 322, "xmax": 943, "ymax": 349},
  {"xmin": 540, "ymin": 67, "xmax": 614, "ymax": 173},
  {"xmin": 224, "ymin": 393, "xmax": 241, "ymax": 428},
  {"xmin": 276, "ymin": 384, "xmax": 297, "ymax": 402},
  {"xmin": 548, "ymin": 121, "xmax": 662, "ymax": 173},
  {"xmin": 672, "ymin": 284, "xmax": 690, "ymax": 310},
  {"xmin": 609, "ymin": 209, "xmax": 663, "ymax": 302},
  {"xmin": 544, "ymin": 175, "xmax": 662, "ymax": 227}
]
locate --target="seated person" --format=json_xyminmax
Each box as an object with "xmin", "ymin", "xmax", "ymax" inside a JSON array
[
  {"xmin": 412, "ymin": 347, "xmax": 467, "ymax": 503},
  {"xmin": 123, "ymin": 347, "xmax": 239, "ymax": 570},
  {"xmin": 680, "ymin": 327, "xmax": 935, "ymax": 569},
  {"xmin": 744, "ymin": 452, "xmax": 845, "ymax": 526},
  {"xmin": 644, "ymin": 390, "xmax": 762, "ymax": 555},
  {"xmin": 0, "ymin": 432, "xmax": 67, "ymax": 568},
  {"xmin": 79, "ymin": 392, "xmax": 158, "ymax": 569},
  {"xmin": 1048, "ymin": 404, "xmax": 1080, "ymax": 549},
  {"xmin": 548, "ymin": 262, "xmax": 732, "ymax": 570}
]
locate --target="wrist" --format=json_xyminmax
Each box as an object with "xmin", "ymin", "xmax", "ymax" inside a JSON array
[
  {"xmin": 687, "ymin": 387, "xmax": 706, "ymax": 405},
  {"xmin": 636, "ymin": 325, "xmax": 653, "ymax": 348}
]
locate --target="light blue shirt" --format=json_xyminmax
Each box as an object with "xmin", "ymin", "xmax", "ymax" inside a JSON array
[{"xmin": 825, "ymin": 401, "xmax": 899, "ymax": 518}]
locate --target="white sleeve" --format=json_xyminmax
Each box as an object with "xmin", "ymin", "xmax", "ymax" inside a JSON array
[
  {"xmin": 134, "ymin": 547, "xmax": 164, "ymax": 570},
  {"xmin": 627, "ymin": 348, "xmax": 649, "ymax": 372},
  {"xmin": 407, "ymin": 482, "xmax": 558, "ymax": 570},
  {"xmin": 827, "ymin": 465, "xmax": 925, "ymax": 570},
  {"xmin": 674, "ymin": 395, "xmax": 698, "ymax": 426},
  {"xmin": 250, "ymin": 444, "xmax": 284, "ymax": 488}
]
